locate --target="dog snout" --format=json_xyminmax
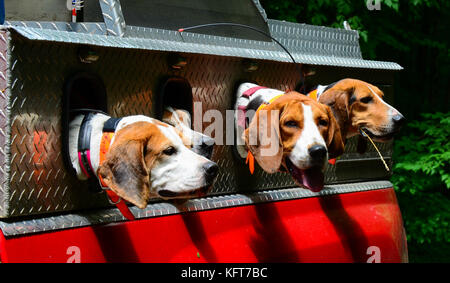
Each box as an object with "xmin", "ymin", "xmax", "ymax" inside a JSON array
[
  {"xmin": 308, "ymin": 144, "xmax": 327, "ymax": 162},
  {"xmin": 203, "ymin": 161, "xmax": 219, "ymax": 183},
  {"xmin": 392, "ymin": 114, "xmax": 406, "ymax": 128}
]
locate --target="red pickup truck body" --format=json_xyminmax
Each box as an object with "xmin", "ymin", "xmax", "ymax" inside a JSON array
[
  {"xmin": 0, "ymin": 186, "xmax": 407, "ymax": 263},
  {"xmin": 0, "ymin": 0, "xmax": 407, "ymax": 263}
]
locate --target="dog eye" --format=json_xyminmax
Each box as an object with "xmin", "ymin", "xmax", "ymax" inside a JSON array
[
  {"xmin": 163, "ymin": 146, "xmax": 176, "ymax": 156},
  {"xmin": 360, "ymin": 96, "xmax": 373, "ymax": 104},
  {"xmin": 318, "ymin": 119, "xmax": 328, "ymax": 127},
  {"xmin": 284, "ymin": 120, "xmax": 298, "ymax": 128}
]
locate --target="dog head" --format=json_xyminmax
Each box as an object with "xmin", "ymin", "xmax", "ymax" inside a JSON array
[
  {"xmin": 244, "ymin": 92, "xmax": 344, "ymax": 192},
  {"xmin": 319, "ymin": 79, "xmax": 405, "ymax": 142},
  {"xmin": 97, "ymin": 121, "xmax": 218, "ymax": 208},
  {"xmin": 163, "ymin": 106, "xmax": 215, "ymax": 159}
]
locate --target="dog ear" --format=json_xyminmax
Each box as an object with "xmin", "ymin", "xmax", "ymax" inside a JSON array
[
  {"xmin": 163, "ymin": 107, "xmax": 192, "ymax": 128},
  {"xmin": 97, "ymin": 139, "xmax": 151, "ymax": 209},
  {"xmin": 319, "ymin": 88, "xmax": 352, "ymax": 137},
  {"xmin": 325, "ymin": 105, "xmax": 345, "ymax": 159},
  {"xmin": 244, "ymin": 107, "xmax": 283, "ymax": 173}
]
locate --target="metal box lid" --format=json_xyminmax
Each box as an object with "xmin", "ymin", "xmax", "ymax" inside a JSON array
[{"xmin": 2, "ymin": 0, "xmax": 402, "ymax": 70}]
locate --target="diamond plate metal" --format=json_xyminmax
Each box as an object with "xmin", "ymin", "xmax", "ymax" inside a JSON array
[
  {"xmin": 252, "ymin": 0, "xmax": 269, "ymax": 22},
  {"xmin": 0, "ymin": 30, "xmax": 10, "ymax": 216},
  {"xmin": 2, "ymin": 0, "xmax": 402, "ymax": 70},
  {"xmin": 0, "ymin": 180, "xmax": 394, "ymax": 237},
  {"xmin": 99, "ymin": 0, "xmax": 126, "ymax": 37},
  {"xmin": 268, "ymin": 19, "xmax": 362, "ymax": 59},
  {"xmin": 0, "ymin": 21, "xmax": 398, "ymax": 218},
  {"xmin": 4, "ymin": 21, "xmax": 107, "ymax": 35},
  {"xmin": 7, "ymin": 25, "xmax": 403, "ymax": 70}
]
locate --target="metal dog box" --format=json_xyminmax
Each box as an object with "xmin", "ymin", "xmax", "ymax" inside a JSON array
[{"xmin": 0, "ymin": 0, "xmax": 407, "ymax": 262}]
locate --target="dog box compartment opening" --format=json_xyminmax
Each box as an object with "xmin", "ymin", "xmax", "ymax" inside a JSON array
[
  {"xmin": 63, "ymin": 72, "xmax": 108, "ymax": 118},
  {"xmin": 155, "ymin": 76, "xmax": 193, "ymax": 124},
  {"xmin": 62, "ymin": 72, "xmax": 108, "ymax": 188}
]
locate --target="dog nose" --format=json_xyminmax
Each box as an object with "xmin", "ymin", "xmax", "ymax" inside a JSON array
[
  {"xmin": 392, "ymin": 114, "xmax": 406, "ymax": 128},
  {"xmin": 203, "ymin": 161, "xmax": 219, "ymax": 182},
  {"xmin": 308, "ymin": 145, "xmax": 327, "ymax": 161}
]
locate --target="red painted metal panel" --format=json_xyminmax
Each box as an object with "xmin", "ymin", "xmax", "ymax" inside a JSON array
[{"xmin": 0, "ymin": 188, "xmax": 407, "ymax": 263}]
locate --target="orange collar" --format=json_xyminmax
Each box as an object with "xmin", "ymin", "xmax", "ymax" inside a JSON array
[
  {"xmin": 255, "ymin": 93, "xmax": 284, "ymax": 112},
  {"xmin": 308, "ymin": 85, "xmax": 328, "ymax": 101},
  {"xmin": 246, "ymin": 93, "xmax": 284, "ymax": 174},
  {"xmin": 98, "ymin": 132, "xmax": 115, "ymax": 187},
  {"xmin": 308, "ymin": 89, "xmax": 319, "ymax": 100},
  {"xmin": 98, "ymin": 124, "xmax": 136, "ymax": 221}
]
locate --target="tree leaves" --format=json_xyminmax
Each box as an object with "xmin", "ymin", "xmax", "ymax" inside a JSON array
[
  {"xmin": 393, "ymin": 112, "xmax": 449, "ymax": 191},
  {"xmin": 391, "ymin": 112, "xmax": 450, "ymax": 247}
]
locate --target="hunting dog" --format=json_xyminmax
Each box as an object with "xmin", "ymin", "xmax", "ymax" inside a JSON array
[
  {"xmin": 235, "ymin": 83, "xmax": 344, "ymax": 192},
  {"xmin": 69, "ymin": 112, "xmax": 218, "ymax": 209},
  {"xmin": 308, "ymin": 78, "xmax": 405, "ymax": 143}
]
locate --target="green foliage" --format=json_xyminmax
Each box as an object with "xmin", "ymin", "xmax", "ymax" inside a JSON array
[
  {"xmin": 396, "ymin": 191, "xmax": 450, "ymax": 245},
  {"xmin": 391, "ymin": 113, "xmax": 450, "ymax": 248},
  {"xmin": 392, "ymin": 112, "xmax": 450, "ymax": 194}
]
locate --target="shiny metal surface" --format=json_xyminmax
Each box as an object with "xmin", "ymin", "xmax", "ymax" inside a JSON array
[
  {"xmin": 5, "ymin": 25, "xmax": 402, "ymax": 70},
  {"xmin": 0, "ymin": 0, "xmax": 400, "ymax": 219},
  {"xmin": 5, "ymin": 21, "xmax": 107, "ymax": 35},
  {"xmin": 98, "ymin": 0, "xmax": 126, "ymax": 37},
  {"xmin": 0, "ymin": 180, "xmax": 394, "ymax": 237},
  {"xmin": 0, "ymin": 32, "xmax": 395, "ymax": 218}
]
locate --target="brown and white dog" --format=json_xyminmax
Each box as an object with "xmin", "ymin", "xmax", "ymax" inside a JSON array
[
  {"xmin": 308, "ymin": 78, "xmax": 405, "ymax": 143},
  {"xmin": 69, "ymin": 112, "xmax": 218, "ymax": 209},
  {"xmin": 235, "ymin": 83, "xmax": 344, "ymax": 192}
]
